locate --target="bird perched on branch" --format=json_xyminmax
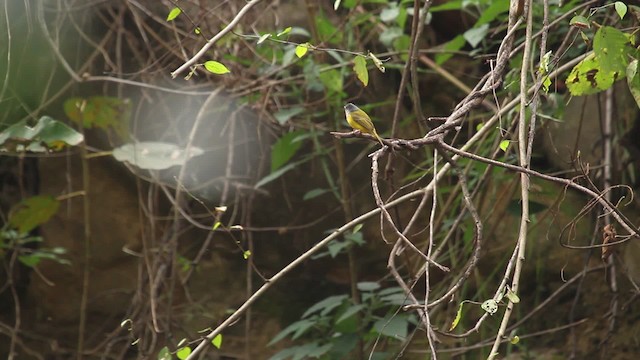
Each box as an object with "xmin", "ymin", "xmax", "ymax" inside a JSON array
[{"xmin": 343, "ymin": 103, "xmax": 384, "ymax": 146}]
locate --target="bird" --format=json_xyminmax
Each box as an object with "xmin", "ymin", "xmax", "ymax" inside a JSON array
[{"xmin": 343, "ymin": 103, "xmax": 384, "ymax": 145}]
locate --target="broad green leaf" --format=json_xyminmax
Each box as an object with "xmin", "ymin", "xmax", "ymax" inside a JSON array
[
  {"xmin": 167, "ymin": 7, "xmax": 181, "ymax": 21},
  {"xmin": 566, "ymin": 53, "xmax": 619, "ymax": 96},
  {"xmin": 212, "ymin": 334, "xmax": 223, "ymax": 349},
  {"xmin": 295, "ymin": 43, "xmax": 309, "ymax": 58},
  {"xmin": 64, "ymin": 96, "xmax": 130, "ymax": 137},
  {"xmin": 268, "ymin": 319, "xmax": 316, "ymax": 345},
  {"xmin": 0, "ymin": 116, "xmax": 84, "ymax": 152},
  {"xmin": 449, "ymin": 302, "xmax": 464, "ymax": 331},
  {"xmin": 615, "ymin": 1, "xmax": 627, "ymax": 19},
  {"xmin": 463, "ymin": 24, "xmax": 489, "ymax": 48},
  {"xmin": 353, "ymin": 55, "xmax": 368, "ymax": 87},
  {"xmin": 273, "ymin": 106, "xmax": 305, "ymax": 125},
  {"xmin": 379, "ymin": 27, "xmax": 403, "ymax": 46},
  {"xmin": 499, "ymin": 140, "xmax": 510, "ymax": 151},
  {"xmin": 204, "ymin": 60, "xmax": 230, "ymax": 74},
  {"xmin": 112, "ymin": 142, "xmax": 204, "ymax": 170},
  {"xmin": 271, "ymin": 131, "xmax": 305, "ymax": 172},
  {"xmin": 176, "ymin": 347, "xmax": 191, "ymax": 359},
  {"xmin": 316, "ymin": 15, "xmax": 341, "ymax": 44},
  {"xmin": 430, "ymin": 0, "xmax": 463, "ymax": 12},
  {"xmin": 9, "ymin": 196, "xmax": 60, "ymax": 234},
  {"xmin": 626, "ymin": 60, "xmax": 640, "ymax": 109},
  {"xmin": 505, "ymin": 289, "xmax": 520, "ymax": 303},
  {"xmin": 593, "ymin": 26, "xmax": 633, "ymax": 74}
]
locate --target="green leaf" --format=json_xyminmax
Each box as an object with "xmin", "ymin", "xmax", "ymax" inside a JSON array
[
  {"xmin": 167, "ymin": 7, "xmax": 181, "ymax": 21},
  {"xmin": 626, "ymin": 60, "xmax": 640, "ymax": 109},
  {"xmin": 268, "ymin": 319, "xmax": 317, "ymax": 345},
  {"xmin": 9, "ymin": 196, "xmax": 60, "ymax": 234},
  {"xmin": 505, "ymin": 289, "xmax": 520, "ymax": 303},
  {"xmin": 157, "ymin": 347, "xmax": 172, "ymax": 360},
  {"xmin": 593, "ymin": 26, "xmax": 633, "ymax": 74},
  {"xmin": 566, "ymin": 53, "xmax": 619, "ymax": 96},
  {"xmin": 0, "ymin": 116, "xmax": 84, "ymax": 152},
  {"xmin": 303, "ymin": 188, "xmax": 329, "ymax": 200},
  {"xmin": 373, "ymin": 315, "xmax": 409, "ymax": 339},
  {"xmin": 499, "ymin": 140, "xmax": 510, "ymax": 152},
  {"xmin": 211, "ymin": 334, "xmax": 223, "ymax": 349},
  {"xmin": 510, "ymin": 335, "xmax": 520, "ymax": 344},
  {"xmin": 353, "ymin": 55, "xmax": 369, "ymax": 87},
  {"xmin": 357, "ymin": 281, "xmax": 380, "ymax": 292},
  {"xmin": 302, "ymin": 295, "xmax": 349, "ymax": 318},
  {"xmin": 569, "ymin": 15, "xmax": 590, "ymax": 29},
  {"xmin": 255, "ymin": 162, "xmax": 297, "ymax": 189},
  {"xmin": 615, "ymin": 1, "xmax": 627, "ymax": 19},
  {"xmin": 475, "ymin": 0, "xmax": 509, "ymax": 26},
  {"xmin": 318, "ymin": 68, "xmax": 343, "ymax": 94},
  {"xmin": 380, "ymin": 4, "xmax": 399, "ymax": 23},
  {"xmin": 295, "ymin": 43, "xmax": 309, "ymax": 58},
  {"xmin": 336, "ymin": 304, "xmax": 365, "ymax": 323},
  {"xmin": 194, "ymin": 27, "xmax": 201, "ymax": 35},
  {"xmin": 204, "ymin": 60, "xmax": 230, "ymax": 74},
  {"xmin": 112, "ymin": 142, "xmax": 204, "ymax": 170},
  {"xmin": 435, "ymin": 35, "xmax": 465, "ymax": 65},
  {"xmin": 463, "ymin": 24, "xmax": 489, "ymax": 48},
  {"xmin": 271, "ymin": 131, "xmax": 305, "ymax": 172},
  {"xmin": 273, "ymin": 106, "xmax": 305, "ymax": 125},
  {"xmin": 277, "ymin": 27, "xmax": 292, "ymax": 37},
  {"xmin": 176, "ymin": 347, "xmax": 191, "ymax": 359},
  {"xmin": 449, "ymin": 302, "xmax": 464, "ymax": 331},
  {"xmin": 64, "ymin": 96, "xmax": 130, "ymax": 136},
  {"xmin": 243, "ymin": 250, "xmax": 251, "ymax": 259},
  {"xmin": 379, "ymin": 27, "xmax": 403, "ymax": 46},
  {"xmin": 257, "ymin": 33, "xmax": 272, "ymax": 44}
]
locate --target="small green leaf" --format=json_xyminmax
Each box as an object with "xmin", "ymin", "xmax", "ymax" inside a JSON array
[
  {"xmin": 212, "ymin": 222, "xmax": 222, "ymax": 230},
  {"xmin": 569, "ymin": 15, "xmax": 590, "ymax": 29},
  {"xmin": 505, "ymin": 289, "xmax": 520, "ymax": 303},
  {"xmin": 194, "ymin": 27, "xmax": 201, "ymax": 35},
  {"xmin": 615, "ymin": 1, "xmax": 627, "ymax": 19},
  {"xmin": 212, "ymin": 334, "xmax": 223, "ymax": 349},
  {"xmin": 167, "ymin": 7, "xmax": 181, "ymax": 21},
  {"xmin": 542, "ymin": 76, "xmax": 552, "ymax": 92},
  {"xmin": 273, "ymin": 107, "xmax": 305, "ymax": 125},
  {"xmin": 357, "ymin": 281, "xmax": 380, "ymax": 292},
  {"xmin": 277, "ymin": 27, "xmax": 292, "ymax": 37},
  {"xmin": 449, "ymin": 302, "xmax": 464, "ymax": 331},
  {"xmin": 176, "ymin": 347, "xmax": 191, "ymax": 359},
  {"xmin": 352, "ymin": 223, "xmax": 363, "ymax": 234},
  {"xmin": 353, "ymin": 55, "xmax": 369, "ymax": 86},
  {"xmin": 255, "ymin": 162, "xmax": 297, "ymax": 188},
  {"xmin": 271, "ymin": 130, "xmax": 305, "ymax": 172},
  {"xmin": 481, "ymin": 299, "xmax": 498, "ymax": 315},
  {"xmin": 499, "ymin": 140, "xmax": 510, "ymax": 152},
  {"xmin": 435, "ymin": 34, "xmax": 465, "ymax": 65},
  {"xmin": 303, "ymin": 188, "xmax": 329, "ymax": 200},
  {"xmin": 157, "ymin": 347, "xmax": 172, "ymax": 360},
  {"xmin": 243, "ymin": 250, "xmax": 251, "ymax": 259},
  {"xmin": 295, "ymin": 43, "xmax": 309, "ymax": 58},
  {"xmin": 204, "ymin": 60, "xmax": 230, "ymax": 74},
  {"xmin": 510, "ymin": 335, "xmax": 520, "ymax": 344},
  {"xmin": 257, "ymin": 33, "xmax": 271, "ymax": 44},
  {"xmin": 476, "ymin": 122, "xmax": 484, "ymax": 131},
  {"xmin": 9, "ymin": 196, "xmax": 60, "ymax": 234}
]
